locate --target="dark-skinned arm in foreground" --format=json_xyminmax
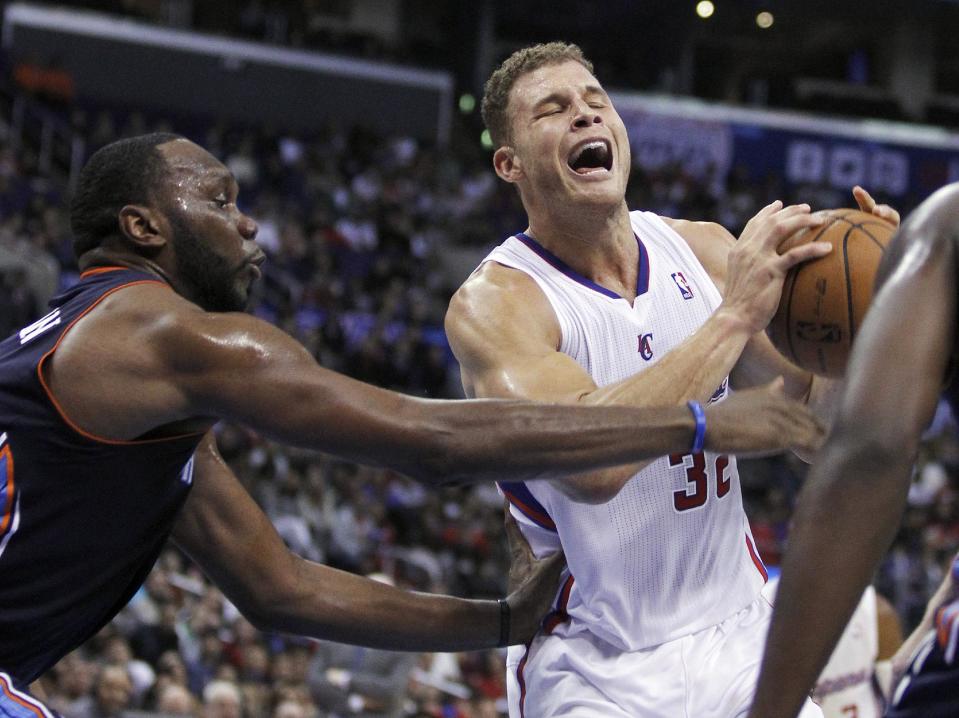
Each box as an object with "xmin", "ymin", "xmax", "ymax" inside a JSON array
[
  {"xmin": 47, "ymin": 280, "xmax": 824, "ymax": 488},
  {"xmin": 173, "ymin": 432, "xmax": 565, "ymax": 651},
  {"xmin": 747, "ymin": 182, "xmax": 959, "ymax": 718}
]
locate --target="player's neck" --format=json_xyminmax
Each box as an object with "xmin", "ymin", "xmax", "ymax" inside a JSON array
[
  {"xmin": 525, "ymin": 203, "xmax": 637, "ymax": 297},
  {"xmin": 79, "ymin": 247, "xmax": 175, "ymax": 287}
]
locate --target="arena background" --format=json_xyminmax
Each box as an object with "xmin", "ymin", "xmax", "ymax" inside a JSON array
[{"xmin": 2, "ymin": 2, "xmax": 959, "ymax": 716}]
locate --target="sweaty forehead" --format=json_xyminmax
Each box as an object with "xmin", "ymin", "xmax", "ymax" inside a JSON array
[{"xmin": 157, "ymin": 139, "xmax": 231, "ymax": 185}]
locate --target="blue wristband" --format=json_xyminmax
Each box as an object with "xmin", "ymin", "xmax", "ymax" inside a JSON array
[{"xmin": 687, "ymin": 400, "xmax": 706, "ymax": 454}]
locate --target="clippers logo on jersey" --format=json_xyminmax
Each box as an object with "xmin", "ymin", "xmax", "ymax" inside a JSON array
[
  {"xmin": 638, "ymin": 332, "xmax": 654, "ymax": 361},
  {"xmin": 18, "ymin": 309, "xmax": 61, "ymax": 345},
  {"xmin": 671, "ymin": 271, "xmax": 694, "ymax": 300}
]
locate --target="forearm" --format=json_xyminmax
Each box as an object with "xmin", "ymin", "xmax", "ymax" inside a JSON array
[
  {"xmin": 259, "ymin": 557, "xmax": 503, "ymax": 652},
  {"xmin": 403, "ymin": 399, "xmax": 698, "ymax": 486},
  {"xmin": 584, "ymin": 309, "xmax": 750, "ymax": 407},
  {"xmin": 749, "ymin": 431, "xmax": 914, "ymax": 717},
  {"xmin": 548, "ymin": 311, "xmax": 749, "ymax": 500}
]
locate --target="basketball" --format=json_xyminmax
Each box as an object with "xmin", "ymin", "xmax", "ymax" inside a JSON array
[{"xmin": 766, "ymin": 209, "xmax": 896, "ymax": 377}]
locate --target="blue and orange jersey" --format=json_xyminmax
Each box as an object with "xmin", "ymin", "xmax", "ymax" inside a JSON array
[{"xmin": 0, "ymin": 267, "xmax": 204, "ymax": 687}]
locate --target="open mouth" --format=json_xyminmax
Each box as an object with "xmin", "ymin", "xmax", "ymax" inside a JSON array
[{"xmin": 567, "ymin": 139, "xmax": 613, "ymax": 175}]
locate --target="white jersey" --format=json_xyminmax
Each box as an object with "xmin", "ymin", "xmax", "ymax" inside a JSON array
[
  {"xmin": 764, "ymin": 580, "xmax": 882, "ymax": 718},
  {"xmin": 485, "ymin": 210, "xmax": 768, "ymax": 651}
]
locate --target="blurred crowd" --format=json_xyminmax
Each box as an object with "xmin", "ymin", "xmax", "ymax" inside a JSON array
[{"xmin": 2, "ymin": 67, "xmax": 958, "ymax": 718}]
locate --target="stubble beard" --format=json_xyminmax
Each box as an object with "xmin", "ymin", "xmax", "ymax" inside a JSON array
[{"xmin": 168, "ymin": 214, "xmax": 249, "ymax": 313}]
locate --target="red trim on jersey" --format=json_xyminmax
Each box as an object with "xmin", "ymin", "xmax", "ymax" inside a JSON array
[
  {"xmin": 501, "ymin": 488, "xmax": 557, "ymax": 531},
  {"xmin": 516, "ymin": 574, "xmax": 575, "ymax": 717},
  {"xmin": 36, "ymin": 280, "xmax": 206, "ymax": 446},
  {"xmin": 0, "ymin": 444, "xmax": 14, "ymax": 535},
  {"xmin": 937, "ymin": 605, "xmax": 950, "ymax": 648},
  {"xmin": 0, "ymin": 674, "xmax": 48, "ymax": 717},
  {"xmin": 516, "ymin": 643, "xmax": 531, "ymax": 718},
  {"xmin": 79, "ymin": 266, "xmax": 139, "ymax": 278},
  {"xmin": 744, "ymin": 532, "xmax": 769, "ymax": 582},
  {"xmin": 543, "ymin": 574, "xmax": 575, "ymax": 634}
]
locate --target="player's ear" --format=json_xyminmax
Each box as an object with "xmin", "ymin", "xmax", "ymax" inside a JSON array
[
  {"xmin": 118, "ymin": 205, "xmax": 167, "ymax": 251},
  {"xmin": 493, "ymin": 146, "xmax": 524, "ymax": 184}
]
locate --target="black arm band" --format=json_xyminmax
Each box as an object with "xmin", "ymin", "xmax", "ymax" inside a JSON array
[{"xmin": 498, "ymin": 598, "xmax": 511, "ymax": 647}]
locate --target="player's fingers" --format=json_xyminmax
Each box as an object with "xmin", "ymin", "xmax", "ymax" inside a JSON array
[
  {"xmin": 794, "ymin": 413, "xmax": 827, "ymax": 453},
  {"xmin": 762, "ymin": 375, "xmax": 786, "ymax": 397},
  {"xmin": 755, "ymin": 199, "xmax": 785, "ymax": 217},
  {"xmin": 874, "ymin": 204, "xmax": 901, "ymax": 227},
  {"xmin": 504, "ymin": 502, "xmax": 532, "ymax": 559},
  {"xmin": 537, "ymin": 549, "xmax": 566, "ymax": 574},
  {"xmin": 852, "ymin": 185, "xmax": 876, "ymax": 213},
  {"xmin": 742, "ymin": 200, "xmax": 785, "ymax": 230},
  {"xmin": 765, "ymin": 208, "xmax": 826, "ymax": 249},
  {"xmin": 777, "ymin": 239, "xmax": 833, "ymax": 270}
]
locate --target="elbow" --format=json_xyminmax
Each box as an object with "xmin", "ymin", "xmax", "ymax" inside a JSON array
[
  {"xmin": 240, "ymin": 605, "xmax": 280, "ymax": 634},
  {"xmin": 815, "ymin": 425, "xmax": 918, "ymax": 492},
  {"xmin": 400, "ymin": 451, "xmax": 460, "ymax": 487},
  {"xmin": 229, "ymin": 564, "xmax": 302, "ymax": 635},
  {"xmin": 393, "ymin": 404, "xmax": 489, "ymax": 487}
]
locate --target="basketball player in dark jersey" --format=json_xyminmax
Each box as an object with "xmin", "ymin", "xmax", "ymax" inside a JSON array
[
  {"xmin": 748, "ymin": 183, "xmax": 959, "ymax": 718},
  {"xmin": 0, "ymin": 133, "xmax": 823, "ymax": 716}
]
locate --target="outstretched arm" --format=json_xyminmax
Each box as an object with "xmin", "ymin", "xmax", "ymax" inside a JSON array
[
  {"xmin": 172, "ymin": 432, "xmax": 566, "ymax": 651},
  {"xmin": 160, "ymin": 303, "xmax": 819, "ymax": 488},
  {"xmin": 748, "ymin": 183, "xmax": 959, "ymax": 718}
]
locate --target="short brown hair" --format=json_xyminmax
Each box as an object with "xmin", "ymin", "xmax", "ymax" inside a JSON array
[{"xmin": 481, "ymin": 42, "xmax": 594, "ymax": 148}]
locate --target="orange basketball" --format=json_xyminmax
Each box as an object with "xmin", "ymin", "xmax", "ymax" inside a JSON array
[{"xmin": 766, "ymin": 209, "xmax": 896, "ymax": 377}]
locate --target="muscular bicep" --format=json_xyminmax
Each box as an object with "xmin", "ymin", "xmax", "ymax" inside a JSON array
[
  {"xmin": 155, "ymin": 308, "xmax": 444, "ymax": 472},
  {"xmin": 446, "ymin": 264, "xmax": 598, "ymax": 404}
]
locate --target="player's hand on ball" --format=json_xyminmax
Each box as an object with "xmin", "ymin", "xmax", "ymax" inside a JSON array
[
  {"xmin": 704, "ymin": 377, "xmax": 826, "ymax": 456},
  {"xmin": 721, "ymin": 201, "xmax": 830, "ymax": 334},
  {"xmin": 503, "ymin": 503, "xmax": 566, "ymax": 645},
  {"xmin": 853, "ymin": 185, "xmax": 900, "ymax": 227}
]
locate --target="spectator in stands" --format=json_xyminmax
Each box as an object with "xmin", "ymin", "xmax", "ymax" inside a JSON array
[
  {"xmin": 202, "ymin": 680, "xmax": 242, "ymax": 718},
  {"xmin": 155, "ymin": 683, "xmax": 198, "ymax": 716},
  {"xmin": 307, "ymin": 575, "xmax": 418, "ymax": 717},
  {"xmin": 69, "ymin": 664, "xmax": 135, "ymax": 718}
]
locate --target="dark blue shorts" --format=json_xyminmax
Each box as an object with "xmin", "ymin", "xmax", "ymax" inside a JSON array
[
  {"xmin": 887, "ymin": 631, "xmax": 959, "ymax": 718},
  {"xmin": 0, "ymin": 673, "xmax": 60, "ymax": 718}
]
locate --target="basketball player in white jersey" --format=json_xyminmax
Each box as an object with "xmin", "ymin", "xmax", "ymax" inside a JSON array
[
  {"xmin": 763, "ymin": 578, "xmax": 903, "ymax": 718},
  {"xmin": 444, "ymin": 43, "xmax": 895, "ymax": 717}
]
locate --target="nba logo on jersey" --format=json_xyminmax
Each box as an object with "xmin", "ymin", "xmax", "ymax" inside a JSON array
[{"xmin": 671, "ymin": 272, "xmax": 694, "ymax": 300}]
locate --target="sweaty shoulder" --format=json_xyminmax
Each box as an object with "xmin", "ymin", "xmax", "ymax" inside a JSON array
[
  {"xmin": 445, "ymin": 261, "xmax": 561, "ymax": 386},
  {"xmin": 45, "ymin": 282, "xmax": 212, "ymax": 439},
  {"xmin": 46, "ymin": 282, "xmax": 303, "ymax": 440},
  {"xmin": 660, "ymin": 216, "xmax": 734, "ymax": 289}
]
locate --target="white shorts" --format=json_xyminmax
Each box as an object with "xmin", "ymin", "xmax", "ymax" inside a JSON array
[{"xmin": 506, "ymin": 595, "xmax": 823, "ymax": 718}]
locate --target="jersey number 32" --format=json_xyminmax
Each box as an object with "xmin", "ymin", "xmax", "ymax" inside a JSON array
[{"xmin": 670, "ymin": 452, "xmax": 730, "ymax": 512}]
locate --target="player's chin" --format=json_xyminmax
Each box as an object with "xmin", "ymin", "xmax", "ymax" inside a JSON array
[{"xmin": 567, "ymin": 177, "xmax": 623, "ymax": 205}]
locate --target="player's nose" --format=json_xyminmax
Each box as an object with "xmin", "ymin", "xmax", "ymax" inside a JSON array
[
  {"xmin": 570, "ymin": 98, "xmax": 602, "ymax": 129},
  {"xmin": 238, "ymin": 213, "xmax": 258, "ymax": 241}
]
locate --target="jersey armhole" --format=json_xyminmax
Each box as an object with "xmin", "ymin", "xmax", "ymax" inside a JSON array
[{"xmin": 36, "ymin": 280, "xmax": 205, "ymax": 446}]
